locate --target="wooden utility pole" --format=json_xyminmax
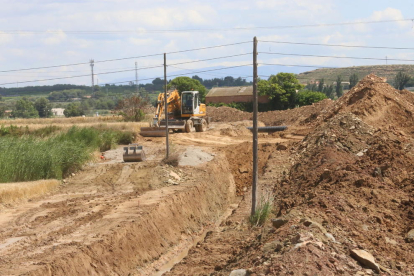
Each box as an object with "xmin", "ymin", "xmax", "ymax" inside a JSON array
[
  {"xmin": 164, "ymin": 53, "xmax": 169, "ymax": 158},
  {"xmin": 251, "ymin": 36, "xmax": 258, "ymax": 216},
  {"xmin": 90, "ymin": 59, "xmax": 95, "ymax": 95},
  {"xmin": 135, "ymin": 61, "xmax": 139, "ymax": 95}
]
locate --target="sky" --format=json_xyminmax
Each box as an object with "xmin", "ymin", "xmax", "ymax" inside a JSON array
[{"xmin": 0, "ymin": 0, "xmax": 414, "ymax": 88}]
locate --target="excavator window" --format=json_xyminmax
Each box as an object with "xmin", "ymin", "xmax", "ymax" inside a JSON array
[
  {"xmin": 182, "ymin": 93, "xmax": 194, "ymax": 114},
  {"xmin": 194, "ymin": 94, "xmax": 199, "ymax": 109}
]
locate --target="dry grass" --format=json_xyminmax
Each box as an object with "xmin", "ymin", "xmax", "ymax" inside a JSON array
[
  {"xmin": 0, "ymin": 119, "xmax": 150, "ymax": 133},
  {"xmin": 0, "ymin": 179, "xmax": 59, "ymax": 204}
]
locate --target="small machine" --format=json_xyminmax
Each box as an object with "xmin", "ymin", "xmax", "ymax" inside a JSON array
[
  {"xmin": 140, "ymin": 89, "xmax": 210, "ymax": 137},
  {"xmin": 123, "ymin": 144, "xmax": 146, "ymax": 162}
]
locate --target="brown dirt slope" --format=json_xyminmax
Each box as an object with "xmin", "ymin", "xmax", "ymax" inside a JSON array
[
  {"xmin": 207, "ymin": 99, "xmax": 333, "ymax": 127},
  {"xmin": 168, "ymin": 74, "xmax": 414, "ymax": 275},
  {"xmin": 321, "ymin": 74, "xmax": 414, "ymax": 133}
]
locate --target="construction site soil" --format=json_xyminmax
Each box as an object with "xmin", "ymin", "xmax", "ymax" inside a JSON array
[{"xmin": 1, "ymin": 74, "xmax": 413, "ymax": 275}]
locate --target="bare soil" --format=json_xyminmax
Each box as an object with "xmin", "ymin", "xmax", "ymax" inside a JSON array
[{"xmin": 1, "ymin": 74, "xmax": 413, "ymax": 275}]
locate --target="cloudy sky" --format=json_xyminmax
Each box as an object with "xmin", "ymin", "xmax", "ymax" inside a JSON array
[{"xmin": 0, "ymin": 0, "xmax": 413, "ymax": 87}]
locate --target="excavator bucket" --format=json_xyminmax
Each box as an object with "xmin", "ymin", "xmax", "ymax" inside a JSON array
[
  {"xmin": 140, "ymin": 127, "xmax": 167, "ymax": 137},
  {"xmin": 123, "ymin": 144, "xmax": 146, "ymax": 162}
]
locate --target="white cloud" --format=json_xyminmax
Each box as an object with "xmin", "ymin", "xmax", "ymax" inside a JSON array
[
  {"xmin": 43, "ymin": 30, "xmax": 67, "ymax": 45},
  {"xmin": 0, "ymin": 32, "xmax": 13, "ymax": 45},
  {"xmin": 370, "ymin": 7, "xmax": 409, "ymax": 27}
]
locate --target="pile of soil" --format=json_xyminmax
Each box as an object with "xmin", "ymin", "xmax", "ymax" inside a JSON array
[
  {"xmin": 207, "ymin": 99, "xmax": 333, "ymax": 127},
  {"xmin": 321, "ymin": 73, "xmax": 414, "ymax": 133},
  {"xmin": 168, "ymin": 74, "xmax": 414, "ymax": 275}
]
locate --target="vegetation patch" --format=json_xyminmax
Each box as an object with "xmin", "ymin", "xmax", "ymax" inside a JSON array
[
  {"xmin": 0, "ymin": 127, "xmax": 135, "ymax": 183},
  {"xmin": 0, "ymin": 179, "xmax": 59, "ymax": 205}
]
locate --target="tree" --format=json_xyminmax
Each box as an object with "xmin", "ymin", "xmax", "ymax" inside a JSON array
[
  {"xmin": 394, "ymin": 71, "xmax": 411, "ymax": 90},
  {"xmin": 34, "ymin": 97, "xmax": 52, "ymax": 118},
  {"xmin": 115, "ymin": 95, "xmax": 148, "ymax": 122},
  {"xmin": 258, "ymin": 73, "xmax": 304, "ymax": 110},
  {"xmin": 318, "ymin": 79, "xmax": 324, "ymax": 92},
  {"xmin": 296, "ymin": 90, "xmax": 328, "ymax": 106},
  {"xmin": 167, "ymin": 76, "xmax": 208, "ymax": 102},
  {"xmin": 64, "ymin": 103, "xmax": 84, "ymax": 117},
  {"xmin": 323, "ymin": 84, "xmax": 335, "ymax": 99},
  {"xmin": 349, "ymin": 73, "xmax": 359, "ymax": 89},
  {"xmin": 192, "ymin": 75, "xmax": 203, "ymax": 83},
  {"xmin": 12, "ymin": 98, "xmax": 39, "ymax": 118},
  {"xmin": 335, "ymin": 76, "xmax": 343, "ymax": 98}
]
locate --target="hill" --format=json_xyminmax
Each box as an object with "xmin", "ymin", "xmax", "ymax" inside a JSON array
[{"xmin": 297, "ymin": 64, "xmax": 414, "ymax": 86}]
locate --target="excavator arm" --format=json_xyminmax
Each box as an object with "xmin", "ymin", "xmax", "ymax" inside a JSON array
[{"xmin": 152, "ymin": 90, "xmax": 181, "ymax": 127}]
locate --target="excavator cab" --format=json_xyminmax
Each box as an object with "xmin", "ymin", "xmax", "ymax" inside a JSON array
[{"xmin": 181, "ymin": 91, "xmax": 200, "ymax": 115}]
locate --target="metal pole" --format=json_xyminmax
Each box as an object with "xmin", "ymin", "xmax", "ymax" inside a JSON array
[
  {"xmin": 90, "ymin": 59, "xmax": 95, "ymax": 95},
  {"xmin": 164, "ymin": 53, "xmax": 169, "ymax": 158},
  {"xmin": 251, "ymin": 36, "xmax": 258, "ymax": 216},
  {"xmin": 135, "ymin": 61, "xmax": 139, "ymax": 95}
]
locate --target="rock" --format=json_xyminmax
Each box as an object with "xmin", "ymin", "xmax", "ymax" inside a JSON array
[
  {"xmin": 276, "ymin": 144, "xmax": 287, "ymax": 151},
  {"xmin": 169, "ymin": 171, "xmax": 181, "ymax": 181},
  {"xmin": 229, "ymin": 269, "xmax": 249, "ymax": 276},
  {"xmin": 239, "ymin": 167, "xmax": 249, "ymax": 173},
  {"xmin": 350, "ymin": 249, "xmax": 380, "ymax": 273},
  {"xmin": 71, "ymin": 173, "xmax": 76, "ymax": 177},
  {"xmin": 325, "ymin": 233, "xmax": 336, "ymax": 242},
  {"xmin": 302, "ymin": 218, "xmax": 327, "ymax": 233},
  {"xmin": 262, "ymin": 241, "xmax": 283, "ymax": 253},
  {"xmin": 292, "ymin": 232, "xmax": 313, "ymax": 243},
  {"xmin": 271, "ymin": 218, "xmax": 289, "ymax": 229},
  {"xmin": 385, "ymin": 237, "xmax": 398, "ymax": 245},
  {"xmin": 405, "ymin": 229, "xmax": 414, "ymax": 243},
  {"xmin": 167, "ymin": 179, "xmax": 178, "ymax": 185},
  {"xmin": 356, "ymin": 151, "xmax": 364, "ymax": 157}
]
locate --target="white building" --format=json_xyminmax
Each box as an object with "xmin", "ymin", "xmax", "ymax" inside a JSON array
[{"xmin": 51, "ymin": 108, "xmax": 65, "ymax": 116}]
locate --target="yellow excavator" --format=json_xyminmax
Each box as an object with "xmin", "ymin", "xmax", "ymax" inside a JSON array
[{"xmin": 140, "ymin": 89, "xmax": 210, "ymax": 137}]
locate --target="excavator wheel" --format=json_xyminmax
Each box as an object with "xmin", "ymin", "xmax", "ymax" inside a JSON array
[
  {"xmin": 195, "ymin": 119, "xmax": 207, "ymax": 132},
  {"xmin": 185, "ymin": 120, "xmax": 193, "ymax": 133}
]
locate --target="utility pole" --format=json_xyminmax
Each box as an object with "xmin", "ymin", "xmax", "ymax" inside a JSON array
[
  {"xmin": 135, "ymin": 61, "xmax": 139, "ymax": 95},
  {"xmin": 164, "ymin": 53, "xmax": 169, "ymax": 158},
  {"xmin": 90, "ymin": 59, "xmax": 95, "ymax": 95},
  {"xmin": 251, "ymin": 36, "xmax": 258, "ymax": 217}
]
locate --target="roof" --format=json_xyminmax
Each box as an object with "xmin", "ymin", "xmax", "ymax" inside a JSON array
[{"xmin": 206, "ymin": 86, "xmax": 253, "ymax": 97}]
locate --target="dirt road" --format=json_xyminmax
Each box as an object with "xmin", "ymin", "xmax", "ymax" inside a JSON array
[{"xmin": 0, "ymin": 121, "xmax": 291, "ymax": 276}]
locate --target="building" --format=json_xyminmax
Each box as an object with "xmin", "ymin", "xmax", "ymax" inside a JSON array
[
  {"xmin": 205, "ymin": 86, "xmax": 269, "ymax": 104},
  {"xmin": 51, "ymin": 108, "xmax": 65, "ymax": 116}
]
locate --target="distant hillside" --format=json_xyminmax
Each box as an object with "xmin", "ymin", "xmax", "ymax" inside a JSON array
[{"xmin": 296, "ymin": 64, "xmax": 414, "ymax": 86}]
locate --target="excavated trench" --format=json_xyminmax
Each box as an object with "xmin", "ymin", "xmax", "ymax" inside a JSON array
[{"xmin": 0, "ymin": 149, "xmax": 239, "ymax": 276}]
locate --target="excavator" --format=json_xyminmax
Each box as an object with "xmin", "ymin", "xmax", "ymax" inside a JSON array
[{"xmin": 140, "ymin": 89, "xmax": 210, "ymax": 137}]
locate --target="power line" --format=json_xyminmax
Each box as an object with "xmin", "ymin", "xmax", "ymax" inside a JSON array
[
  {"xmin": 0, "ymin": 41, "xmax": 250, "ymax": 73},
  {"xmin": 260, "ymin": 52, "xmax": 414, "ymax": 62},
  {"xmin": 0, "ymin": 53, "xmax": 251, "ymax": 86},
  {"xmin": 169, "ymin": 65, "xmax": 253, "ymax": 79},
  {"xmin": 100, "ymin": 65, "xmax": 252, "ymax": 86},
  {"xmin": 260, "ymin": 40, "xmax": 414, "ymax": 50},
  {"xmin": 260, "ymin": 63, "xmax": 337, "ymax": 69},
  {"xmin": 2, "ymin": 18, "xmax": 412, "ymax": 34}
]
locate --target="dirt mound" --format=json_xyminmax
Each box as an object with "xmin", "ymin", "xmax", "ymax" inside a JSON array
[
  {"xmin": 321, "ymin": 74, "xmax": 414, "ymax": 133},
  {"xmin": 207, "ymin": 106, "xmax": 251, "ymax": 122},
  {"xmin": 208, "ymin": 99, "xmax": 333, "ymax": 127},
  {"xmin": 272, "ymin": 112, "xmax": 414, "ymax": 274}
]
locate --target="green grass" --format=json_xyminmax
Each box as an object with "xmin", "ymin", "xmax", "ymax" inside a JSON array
[
  {"xmin": 0, "ymin": 126, "xmax": 135, "ymax": 183},
  {"xmin": 249, "ymin": 193, "xmax": 274, "ymax": 227}
]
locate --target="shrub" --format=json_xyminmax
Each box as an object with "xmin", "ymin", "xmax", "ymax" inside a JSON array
[
  {"xmin": 0, "ymin": 126, "xmax": 135, "ymax": 183},
  {"xmin": 249, "ymin": 192, "xmax": 274, "ymax": 226}
]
